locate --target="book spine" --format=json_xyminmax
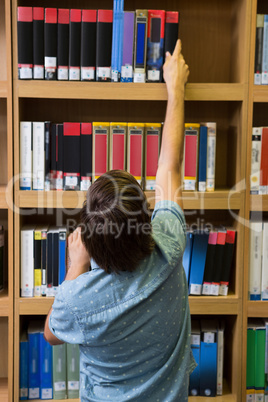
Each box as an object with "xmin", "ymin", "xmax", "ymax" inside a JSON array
[
  {"xmin": 202, "ymin": 231, "xmax": 217, "ymax": 295},
  {"xmin": 262, "ymin": 222, "xmax": 268, "ymax": 300},
  {"xmin": 110, "ymin": 123, "xmax": 127, "ymax": 171},
  {"xmin": 63, "ymin": 123, "xmax": 81, "ymax": 190},
  {"xmin": 81, "ymin": 10, "xmax": 97, "ymax": 81},
  {"xmin": 255, "ymin": 15, "xmax": 264, "ymax": 85},
  {"xmin": 53, "ymin": 344, "xmax": 67, "ymax": 400},
  {"xmin": 249, "ymin": 222, "xmax": 263, "ymax": 300},
  {"xmin": 44, "ymin": 122, "xmax": 51, "ymax": 191},
  {"xmin": 205, "ymin": 123, "xmax": 217, "ymax": 192},
  {"xmin": 28, "ymin": 332, "xmax": 40, "ymax": 399},
  {"xmin": 182, "ymin": 232, "xmax": 193, "ymax": 285},
  {"xmin": 96, "ymin": 10, "xmax": 113, "ymax": 81},
  {"xmin": 56, "ymin": 124, "xmax": 63, "ymax": 191},
  {"xmin": 211, "ymin": 231, "xmax": 226, "ymax": 296},
  {"xmin": 117, "ymin": 0, "xmax": 125, "ymax": 79},
  {"xmin": 52, "ymin": 230, "xmax": 59, "ymax": 296},
  {"xmin": 21, "ymin": 229, "xmax": 34, "ymax": 297},
  {"xmin": 44, "ymin": 8, "xmax": 57, "ymax": 80},
  {"xmin": 41, "ymin": 229, "xmax": 47, "ymax": 296},
  {"xmin": 20, "ymin": 122, "xmax": 32, "ymax": 190},
  {"xmin": 247, "ymin": 327, "xmax": 256, "ymax": 400},
  {"xmin": 255, "ymin": 328, "xmax": 266, "ymax": 400},
  {"xmin": 127, "ymin": 123, "xmax": 145, "ymax": 187},
  {"xmin": 262, "ymin": 15, "xmax": 268, "ymax": 84},
  {"xmin": 183, "ymin": 124, "xmax": 200, "ymax": 191},
  {"xmin": 164, "ymin": 11, "xmax": 179, "ymax": 57},
  {"xmin": 34, "ymin": 229, "xmax": 42, "ymax": 297},
  {"xmin": 198, "ymin": 126, "xmax": 207, "ymax": 192},
  {"xmin": 145, "ymin": 123, "xmax": 161, "ymax": 190},
  {"xmin": 189, "ymin": 328, "xmax": 200, "ymax": 396},
  {"xmin": 20, "ymin": 340, "xmax": 29, "ymax": 400},
  {"xmin": 133, "ymin": 10, "xmax": 148, "ymax": 83},
  {"xmin": 67, "ymin": 344, "xmax": 80, "ymax": 399},
  {"xmin": 39, "ymin": 333, "xmax": 53, "ymax": 400},
  {"xmin": 189, "ymin": 231, "xmax": 209, "ymax": 295},
  {"xmin": 219, "ymin": 230, "xmax": 236, "ymax": 296},
  {"xmin": 50, "ymin": 124, "xmax": 57, "ymax": 190},
  {"xmin": 251, "ymin": 127, "xmax": 262, "ymax": 194},
  {"xmin": 57, "ymin": 9, "xmax": 69, "ymax": 81},
  {"xmin": 93, "ymin": 123, "xmax": 109, "ymax": 182},
  {"xmin": 146, "ymin": 10, "xmax": 165, "ymax": 82},
  {"xmin": 200, "ymin": 332, "xmax": 217, "ymax": 397},
  {"xmin": 46, "ymin": 231, "xmax": 53, "ymax": 297},
  {"xmin": 217, "ymin": 328, "xmax": 224, "ymax": 395},
  {"xmin": 17, "ymin": 7, "xmax": 33, "ymax": 79},
  {"xmin": 121, "ymin": 12, "xmax": 134, "ymax": 82},
  {"xmin": 32, "ymin": 122, "xmax": 45, "ymax": 191},
  {"xmin": 260, "ymin": 127, "xmax": 268, "ymax": 194},
  {"xmin": 80, "ymin": 123, "xmax": 92, "ymax": 191},
  {"xmin": 0, "ymin": 226, "xmax": 4, "ymax": 291},
  {"xmin": 59, "ymin": 229, "xmax": 66, "ymax": 285},
  {"xmin": 111, "ymin": 0, "xmax": 119, "ymax": 81},
  {"xmin": 33, "ymin": 7, "xmax": 44, "ymax": 79},
  {"xmin": 69, "ymin": 9, "xmax": 81, "ymax": 80}
]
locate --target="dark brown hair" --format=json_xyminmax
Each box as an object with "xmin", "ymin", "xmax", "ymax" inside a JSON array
[{"xmin": 80, "ymin": 170, "xmax": 155, "ymax": 274}]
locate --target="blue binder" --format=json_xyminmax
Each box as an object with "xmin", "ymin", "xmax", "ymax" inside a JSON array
[
  {"xmin": 198, "ymin": 125, "xmax": 207, "ymax": 192},
  {"xmin": 189, "ymin": 320, "xmax": 201, "ymax": 396},
  {"xmin": 19, "ymin": 337, "xmax": 29, "ymax": 400},
  {"xmin": 58, "ymin": 228, "xmax": 67, "ymax": 285},
  {"xmin": 28, "ymin": 326, "xmax": 41, "ymax": 399},
  {"xmin": 182, "ymin": 231, "xmax": 193, "ymax": 285},
  {"xmin": 39, "ymin": 333, "xmax": 53, "ymax": 399},
  {"xmin": 188, "ymin": 229, "xmax": 209, "ymax": 295}
]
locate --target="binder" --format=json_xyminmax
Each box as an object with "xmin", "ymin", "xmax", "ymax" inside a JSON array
[
  {"xmin": 53, "ymin": 344, "xmax": 67, "ymax": 400},
  {"xmin": 20, "ymin": 332, "xmax": 29, "ymax": 400},
  {"xmin": 28, "ymin": 321, "xmax": 43, "ymax": 399},
  {"xmin": 164, "ymin": 11, "xmax": 179, "ymax": 56},
  {"xmin": 127, "ymin": 123, "xmax": 145, "ymax": 186},
  {"xmin": 32, "ymin": 122, "xmax": 45, "ymax": 191},
  {"xmin": 57, "ymin": 9, "xmax": 69, "ymax": 81},
  {"xmin": 0, "ymin": 225, "xmax": 3, "ymax": 291},
  {"xmin": 96, "ymin": 10, "xmax": 113, "ymax": 81},
  {"xmin": 111, "ymin": 0, "xmax": 120, "ymax": 82},
  {"xmin": 50, "ymin": 124, "xmax": 57, "ymax": 190},
  {"xmin": 59, "ymin": 228, "xmax": 67, "ymax": 285},
  {"xmin": 146, "ymin": 10, "xmax": 165, "ymax": 82},
  {"xmin": 69, "ymin": 9, "xmax": 82, "ymax": 80},
  {"xmin": 39, "ymin": 333, "xmax": 53, "ymax": 400},
  {"xmin": 20, "ymin": 121, "xmax": 32, "ymax": 190},
  {"xmin": 44, "ymin": 122, "xmax": 51, "ymax": 191},
  {"xmin": 255, "ymin": 324, "xmax": 266, "ymax": 401},
  {"xmin": 92, "ymin": 122, "xmax": 109, "ymax": 182},
  {"xmin": 52, "ymin": 228, "xmax": 59, "ymax": 296},
  {"xmin": 41, "ymin": 226, "xmax": 48, "ymax": 296},
  {"xmin": 144, "ymin": 123, "xmax": 161, "ymax": 190},
  {"xmin": 21, "ymin": 226, "xmax": 35, "ymax": 297},
  {"xmin": 109, "ymin": 122, "xmax": 127, "ymax": 171},
  {"xmin": 17, "ymin": 7, "xmax": 33, "ymax": 79},
  {"xmin": 67, "ymin": 344, "xmax": 80, "ymax": 399},
  {"xmin": 249, "ymin": 222, "xmax": 263, "ymax": 300},
  {"xmin": 188, "ymin": 229, "xmax": 209, "ymax": 295},
  {"xmin": 198, "ymin": 125, "xmax": 208, "ymax": 192},
  {"xmin": 250, "ymin": 127, "xmax": 262, "ymax": 194},
  {"xmin": 81, "ymin": 10, "xmax": 97, "ymax": 81},
  {"xmin": 183, "ymin": 124, "xmax": 200, "ymax": 191},
  {"xmin": 34, "ymin": 227, "xmax": 42, "ymax": 297},
  {"xmin": 260, "ymin": 127, "xmax": 268, "ymax": 194},
  {"xmin": 80, "ymin": 123, "xmax": 92, "ymax": 191},
  {"xmin": 56, "ymin": 124, "xmax": 64, "ymax": 191},
  {"xmin": 33, "ymin": 7, "xmax": 44, "ymax": 79},
  {"xmin": 247, "ymin": 324, "xmax": 256, "ymax": 401},
  {"xmin": 219, "ymin": 230, "xmax": 236, "ymax": 296},
  {"xmin": 44, "ymin": 8, "xmax": 57, "ymax": 80},
  {"xmin": 63, "ymin": 123, "xmax": 81, "ymax": 191},
  {"xmin": 46, "ymin": 227, "xmax": 53, "ymax": 297},
  {"xmin": 202, "ymin": 231, "xmax": 217, "ymax": 296},
  {"xmin": 189, "ymin": 320, "xmax": 201, "ymax": 396},
  {"xmin": 262, "ymin": 15, "xmax": 268, "ymax": 84},
  {"xmin": 210, "ymin": 229, "xmax": 226, "ymax": 296},
  {"xmin": 202, "ymin": 122, "xmax": 217, "ymax": 192},
  {"xmin": 133, "ymin": 10, "xmax": 148, "ymax": 83},
  {"xmin": 200, "ymin": 320, "xmax": 218, "ymax": 397},
  {"xmin": 255, "ymin": 15, "xmax": 264, "ymax": 85},
  {"xmin": 182, "ymin": 231, "xmax": 193, "ymax": 285},
  {"xmin": 262, "ymin": 222, "xmax": 268, "ymax": 300},
  {"xmin": 121, "ymin": 12, "xmax": 135, "ymax": 82},
  {"xmin": 217, "ymin": 321, "xmax": 225, "ymax": 395}
]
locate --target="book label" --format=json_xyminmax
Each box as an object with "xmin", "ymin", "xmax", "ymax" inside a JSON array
[
  {"xmin": 211, "ymin": 284, "xmax": 220, "ymax": 296},
  {"xmin": 45, "ymin": 56, "xmax": 57, "ymax": 68},
  {"xmin": 20, "ymin": 388, "xmax": 28, "ymax": 398},
  {"xmin": 68, "ymin": 381, "xmax": 79, "ymax": 390},
  {"xmin": 19, "ymin": 66, "xmax": 33, "ymax": 79},
  {"xmin": 29, "ymin": 388, "xmax": 39, "ymax": 399},
  {"xmin": 41, "ymin": 389, "xmax": 53, "ymax": 399},
  {"xmin": 121, "ymin": 65, "xmax": 133, "ymax": 81},
  {"xmin": 202, "ymin": 283, "xmax": 211, "ymax": 295},
  {"xmin": 65, "ymin": 175, "xmax": 79, "ymax": 187},
  {"xmin": 97, "ymin": 67, "xmax": 111, "ymax": 79},
  {"xmin": 54, "ymin": 382, "xmax": 66, "ymax": 391},
  {"xmin": 111, "ymin": 70, "xmax": 119, "ymax": 82},
  {"xmin": 33, "ymin": 66, "xmax": 44, "ymax": 79},
  {"xmin": 147, "ymin": 69, "xmax": 160, "ymax": 81},
  {"xmin": 58, "ymin": 67, "xmax": 68, "ymax": 80},
  {"xmin": 20, "ymin": 177, "xmax": 31, "ymax": 191},
  {"xmin": 69, "ymin": 67, "xmax": 80, "ymax": 80},
  {"xmin": 255, "ymin": 73, "xmax": 261, "ymax": 85},
  {"xmin": 81, "ymin": 67, "xmax": 95, "ymax": 81},
  {"xmin": 184, "ymin": 179, "xmax": 196, "ymax": 191},
  {"xmin": 134, "ymin": 72, "xmax": 145, "ymax": 83},
  {"xmin": 145, "ymin": 180, "xmax": 156, "ymax": 190},
  {"xmin": 190, "ymin": 284, "xmax": 201, "ymax": 295},
  {"xmin": 219, "ymin": 284, "xmax": 228, "ymax": 296},
  {"xmin": 80, "ymin": 177, "xmax": 91, "ymax": 191},
  {"xmin": 198, "ymin": 182, "xmax": 206, "ymax": 192}
]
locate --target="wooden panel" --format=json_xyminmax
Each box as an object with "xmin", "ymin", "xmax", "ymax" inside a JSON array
[
  {"xmin": 0, "ymin": 186, "xmax": 8, "ymax": 209},
  {"xmin": 0, "ymin": 290, "xmax": 9, "ymax": 317},
  {"xmin": 0, "ymin": 378, "xmax": 8, "ymax": 402},
  {"xmin": 0, "ymin": 82, "xmax": 7, "ymax": 98},
  {"xmin": 0, "ymin": 0, "xmax": 7, "ymax": 81},
  {"xmin": 248, "ymin": 301, "xmax": 268, "ymax": 317},
  {"xmin": 0, "ymin": 318, "xmax": 8, "ymax": 378}
]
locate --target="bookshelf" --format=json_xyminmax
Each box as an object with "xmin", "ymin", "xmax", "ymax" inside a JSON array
[{"xmin": 9, "ymin": 0, "xmax": 252, "ymax": 400}]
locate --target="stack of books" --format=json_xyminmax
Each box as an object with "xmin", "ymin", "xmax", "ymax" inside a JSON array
[
  {"xmin": 189, "ymin": 319, "xmax": 225, "ymax": 397},
  {"xmin": 17, "ymin": 6, "xmax": 179, "ymax": 83},
  {"xmin": 20, "ymin": 321, "xmax": 80, "ymax": 400},
  {"xmin": 250, "ymin": 127, "xmax": 268, "ymax": 194},
  {"xmin": 246, "ymin": 319, "xmax": 268, "ymax": 401},
  {"xmin": 249, "ymin": 221, "xmax": 268, "ymax": 301},
  {"xmin": 183, "ymin": 227, "xmax": 236, "ymax": 296}
]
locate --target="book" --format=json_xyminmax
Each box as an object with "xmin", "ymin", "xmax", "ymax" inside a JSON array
[
  {"xmin": 133, "ymin": 10, "xmax": 148, "ymax": 83},
  {"xmin": 250, "ymin": 127, "xmax": 262, "ymax": 194},
  {"xmin": 20, "ymin": 121, "xmax": 32, "ymax": 190},
  {"xmin": 217, "ymin": 321, "xmax": 224, "ymax": 395},
  {"xmin": 146, "ymin": 10, "xmax": 165, "ymax": 82},
  {"xmin": 66, "ymin": 344, "xmax": 80, "ymax": 399},
  {"xmin": 33, "ymin": 8, "xmax": 44, "ymax": 79},
  {"xmin": 183, "ymin": 124, "xmax": 200, "ymax": 191},
  {"xmin": 96, "ymin": 10, "xmax": 113, "ymax": 81},
  {"xmin": 200, "ymin": 319, "xmax": 218, "ymax": 397},
  {"xmin": 44, "ymin": 122, "xmax": 51, "ymax": 191},
  {"xmin": 44, "ymin": 8, "xmax": 57, "ymax": 80},
  {"xmin": 52, "ymin": 228, "xmax": 59, "ymax": 296},
  {"xmin": 92, "ymin": 122, "xmax": 109, "ymax": 182},
  {"xmin": 127, "ymin": 123, "xmax": 145, "ymax": 186},
  {"xmin": 63, "ymin": 123, "xmax": 81, "ymax": 191},
  {"xmin": 80, "ymin": 123, "xmax": 93, "ymax": 191},
  {"xmin": 210, "ymin": 229, "xmax": 226, "ymax": 296},
  {"xmin": 21, "ymin": 226, "xmax": 35, "ymax": 297},
  {"xmin": 188, "ymin": 229, "xmax": 209, "ymax": 295},
  {"xmin": 121, "ymin": 12, "xmax": 135, "ymax": 82},
  {"xmin": 202, "ymin": 122, "xmax": 217, "ymax": 192},
  {"xmin": 198, "ymin": 125, "xmax": 208, "ymax": 192},
  {"xmin": 28, "ymin": 321, "xmax": 43, "ymax": 399},
  {"xmin": 247, "ymin": 323, "xmax": 256, "ymax": 401},
  {"xmin": 34, "ymin": 227, "xmax": 42, "ymax": 297},
  {"xmin": 262, "ymin": 15, "xmax": 268, "ymax": 84},
  {"xmin": 32, "ymin": 122, "xmax": 45, "ymax": 191},
  {"xmin": 260, "ymin": 127, "xmax": 268, "ymax": 194},
  {"xmin": 20, "ymin": 331, "xmax": 29, "ymax": 400},
  {"xmin": 110, "ymin": 122, "xmax": 127, "ymax": 171},
  {"xmin": 255, "ymin": 15, "xmax": 264, "ymax": 85},
  {"xmin": 144, "ymin": 123, "xmax": 161, "ymax": 190},
  {"xmin": 255, "ymin": 323, "xmax": 266, "ymax": 401},
  {"xmin": 69, "ymin": 9, "xmax": 81, "ymax": 81},
  {"xmin": 182, "ymin": 231, "xmax": 193, "ymax": 285},
  {"xmin": 56, "ymin": 124, "xmax": 64, "ymax": 191},
  {"xmin": 111, "ymin": 0, "xmax": 123, "ymax": 82},
  {"xmin": 50, "ymin": 124, "xmax": 57, "ymax": 190},
  {"xmin": 39, "ymin": 333, "xmax": 53, "ymax": 400},
  {"xmin": 249, "ymin": 221, "xmax": 263, "ymax": 300},
  {"xmin": 41, "ymin": 227, "xmax": 48, "ymax": 296},
  {"xmin": 53, "ymin": 344, "xmax": 67, "ymax": 400},
  {"xmin": 81, "ymin": 10, "xmax": 97, "ymax": 81},
  {"xmin": 46, "ymin": 227, "xmax": 53, "ymax": 297},
  {"xmin": 219, "ymin": 229, "xmax": 236, "ymax": 296},
  {"xmin": 57, "ymin": 9, "xmax": 69, "ymax": 81},
  {"xmin": 202, "ymin": 231, "xmax": 217, "ymax": 296},
  {"xmin": 189, "ymin": 320, "xmax": 201, "ymax": 396},
  {"xmin": 59, "ymin": 228, "xmax": 67, "ymax": 285},
  {"xmin": 17, "ymin": 7, "xmax": 33, "ymax": 79},
  {"xmin": 164, "ymin": 11, "xmax": 179, "ymax": 57},
  {"xmin": 262, "ymin": 222, "xmax": 268, "ymax": 300},
  {"xmin": 0, "ymin": 225, "xmax": 4, "ymax": 291}
]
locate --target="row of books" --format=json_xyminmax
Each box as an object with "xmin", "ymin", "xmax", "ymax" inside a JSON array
[
  {"xmin": 17, "ymin": 6, "xmax": 179, "ymax": 82},
  {"xmin": 250, "ymin": 127, "xmax": 268, "ymax": 194},
  {"xmin": 254, "ymin": 15, "xmax": 268, "ymax": 85},
  {"xmin": 249, "ymin": 221, "xmax": 268, "ymax": 301},
  {"xmin": 0, "ymin": 225, "xmax": 4, "ymax": 292},
  {"xmin": 183, "ymin": 228, "xmax": 236, "ymax": 297},
  {"xmin": 189, "ymin": 319, "xmax": 224, "ymax": 397},
  {"xmin": 20, "ymin": 121, "xmax": 217, "ymax": 193},
  {"xmin": 20, "ymin": 321, "xmax": 79, "ymax": 400},
  {"xmin": 246, "ymin": 319, "xmax": 268, "ymax": 401},
  {"xmin": 21, "ymin": 226, "xmax": 68, "ymax": 298}
]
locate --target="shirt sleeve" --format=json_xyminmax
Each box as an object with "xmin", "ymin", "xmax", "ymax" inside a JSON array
[
  {"xmin": 49, "ymin": 282, "xmax": 85, "ymax": 344},
  {"xmin": 151, "ymin": 200, "xmax": 186, "ymax": 261}
]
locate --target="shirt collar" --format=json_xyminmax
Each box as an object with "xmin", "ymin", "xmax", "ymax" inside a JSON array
[{"xmin": 91, "ymin": 258, "xmax": 100, "ymax": 270}]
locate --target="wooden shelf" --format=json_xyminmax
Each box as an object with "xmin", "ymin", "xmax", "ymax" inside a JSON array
[
  {"xmin": 16, "ymin": 80, "xmax": 245, "ymax": 101},
  {"xmin": 0, "ymin": 186, "xmax": 8, "ymax": 209},
  {"xmin": 253, "ymin": 85, "xmax": 268, "ymax": 102},
  {"xmin": 16, "ymin": 189, "xmax": 241, "ymax": 211},
  {"xmin": 0, "ymin": 81, "xmax": 8, "ymax": 98},
  {"xmin": 247, "ymin": 301, "xmax": 268, "ymax": 318},
  {"xmin": 0, "ymin": 378, "xmax": 8, "ymax": 402},
  {"xmin": 250, "ymin": 195, "xmax": 268, "ymax": 211},
  {"xmin": 0, "ymin": 290, "xmax": 9, "ymax": 317}
]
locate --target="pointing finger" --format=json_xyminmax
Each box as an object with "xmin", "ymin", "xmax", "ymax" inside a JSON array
[{"xmin": 173, "ymin": 39, "xmax": 182, "ymax": 57}]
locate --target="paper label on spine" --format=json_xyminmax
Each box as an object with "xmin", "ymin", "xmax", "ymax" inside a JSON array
[
  {"xmin": 190, "ymin": 284, "xmax": 201, "ymax": 295},
  {"xmin": 246, "ymin": 394, "xmax": 255, "ymax": 402},
  {"xmin": 54, "ymin": 382, "xmax": 66, "ymax": 391},
  {"xmin": 58, "ymin": 67, "xmax": 68, "ymax": 80},
  {"xmin": 80, "ymin": 178, "xmax": 91, "ymax": 191},
  {"xmin": 68, "ymin": 381, "xmax": 79, "ymax": 390},
  {"xmin": 147, "ymin": 69, "xmax": 160, "ymax": 81},
  {"xmin": 219, "ymin": 284, "xmax": 228, "ymax": 296},
  {"xmin": 198, "ymin": 182, "xmax": 206, "ymax": 192},
  {"xmin": 262, "ymin": 72, "xmax": 268, "ymax": 84},
  {"xmin": 29, "ymin": 388, "xmax": 39, "ymax": 399},
  {"xmin": 211, "ymin": 284, "xmax": 220, "ymax": 296},
  {"xmin": 191, "ymin": 334, "xmax": 200, "ymax": 345},
  {"xmin": 204, "ymin": 332, "xmax": 215, "ymax": 343},
  {"xmin": 81, "ymin": 67, "xmax": 95, "ymax": 80},
  {"xmin": 111, "ymin": 70, "xmax": 119, "ymax": 82},
  {"xmin": 134, "ymin": 72, "xmax": 145, "ymax": 83},
  {"xmin": 41, "ymin": 389, "xmax": 52, "ymax": 399},
  {"xmin": 65, "ymin": 176, "xmax": 79, "ymax": 187},
  {"xmin": 202, "ymin": 283, "xmax": 211, "ymax": 295},
  {"xmin": 145, "ymin": 180, "xmax": 156, "ymax": 190},
  {"xmin": 33, "ymin": 66, "xmax": 44, "ymax": 79},
  {"xmin": 19, "ymin": 67, "xmax": 32, "ymax": 79},
  {"xmin": 20, "ymin": 388, "xmax": 28, "ymax": 398},
  {"xmin": 69, "ymin": 67, "xmax": 80, "ymax": 81},
  {"xmin": 97, "ymin": 67, "xmax": 111, "ymax": 79},
  {"xmin": 121, "ymin": 65, "xmax": 133, "ymax": 80},
  {"xmin": 45, "ymin": 57, "xmax": 57, "ymax": 68},
  {"xmin": 184, "ymin": 179, "xmax": 196, "ymax": 191},
  {"xmin": 255, "ymin": 73, "xmax": 261, "ymax": 85}
]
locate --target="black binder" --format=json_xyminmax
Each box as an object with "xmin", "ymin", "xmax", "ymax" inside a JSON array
[
  {"xmin": 63, "ymin": 123, "xmax": 81, "ymax": 190},
  {"xmin": 33, "ymin": 7, "xmax": 44, "ymax": 79},
  {"xmin": 69, "ymin": 9, "xmax": 81, "ymax": 80},
  {"xmin": 17, "ymin": 7, "xmax": 33, "ymax": 79},
  {"xmin": 57, "ymin": 9, "xmax": 69, "ymax": 80},
  {"xmin": 81, "ymin": 10, "xmax": 97, "ymax": 81},
  {"xmin": 164, "ymin": 11, "xmax": 179, "ymax": 55},
  {"xmin": 44, "ymin": 8, "xmax": 57, "ymax": 80},
  {"xmin": 80, "ymin": 123, "xmax": 92, "ymax": 190},
  {"xmin": 96, "ymin": 10, "xmax": 113, "ymax": 81}
]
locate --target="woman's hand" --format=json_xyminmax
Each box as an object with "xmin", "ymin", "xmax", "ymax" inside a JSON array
[{"xmin": 66, "ymin": 227, "xmax": 90, "ymax": 280}]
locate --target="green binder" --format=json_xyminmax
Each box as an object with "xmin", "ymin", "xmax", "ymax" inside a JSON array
[
  {"xmin": 67, "ymin": 344, "xmax": 80, "ymax": 399},
  {"xmin": 255, "ymin": 325, "xmax": 266, "ymax": 400},
  {"xmin": 52, "ymin": 344, "xmax": 67, "ymax": 400},
  {"xmin": 246, "ymin": 327, "xmax": 256, "ymax": 397}
]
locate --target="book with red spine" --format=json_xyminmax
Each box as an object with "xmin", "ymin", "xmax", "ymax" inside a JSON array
[
  {"xmin": 127, "ymin": 123, "xmax": 145, "ymax": 187},
  {"xmin": 183, "ymin": 124, "xmax": 200, "ymax": 191},
  {"xmin": 33, "ymin": 7, "xmax": 44, "ymax": 79},
  {"xmin": 17, "ymin": 7, "xmax": 33, "ymax": 79},
  {"xmin": 69, "ymin": 9, "xmax": 81, "ymax": 80},
  {"xmin": 80, "ymin": 123, "xmax": 92, "ymax": 191},
  {"xmin": 81, "ymin": 10, "xmax": 97, "ymax": 81},
  {"xmin": 144, "ymin": 123, "xmax": 161, "ymax": 190},
  {"xmin": 63, "ymin": 123, "xmax": 81, "ymax": 190},
  {"xmin": 57, "ymin": 9, "xmax": 69, "ymax": 80},
  {"xmin": 110, "ymin": 123, "xmax": 127, "ymax": 171},
  {"xmin": 44, "ymin": 8, "xmax": 57, "ymax": 80}
]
